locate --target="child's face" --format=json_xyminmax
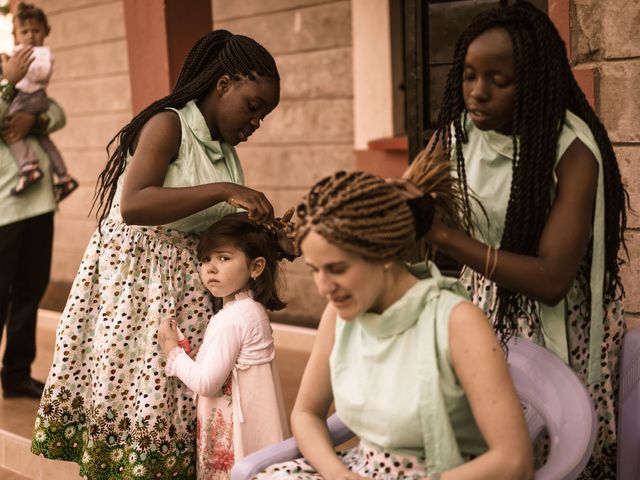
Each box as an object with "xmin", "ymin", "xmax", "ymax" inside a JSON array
[
  {"xmin": 205, "ymin": 75, "xmax": 279, "ymax": 146},
  {"xmin": 14, "ymin": 18, "xmax": 48, "ymax": 47},
  {"xmin": 199, "ymin": 245, "xmax": 257, "ymax": 304},
  {"xmin": 462, "ymin": 28, "xmax": 516, "ymax": 134},
  {"xmin": 301, "ymin": 230, "xmax": 388, "ymax": 321}
]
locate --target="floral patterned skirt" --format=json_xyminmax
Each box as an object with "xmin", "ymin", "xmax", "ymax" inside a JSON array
[
  {"xmin": 462, "ymin": 268, "xmax": 623, "ymax": 479},
  {"xmin": 31, "ymin": 217, "xmax": 215, "ymax": 480},
  {"xmin": 254, "ymin": 441, "xmax": 427, "ymax": 479},
  {"xmin": 196, "ymin": 378, "xmax": 234, "ymax": 479}
]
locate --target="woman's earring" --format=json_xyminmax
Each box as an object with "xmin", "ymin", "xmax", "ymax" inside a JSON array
[{"xmin": 384, "ymin": 263, "xmax": 392, "ymax": 270}]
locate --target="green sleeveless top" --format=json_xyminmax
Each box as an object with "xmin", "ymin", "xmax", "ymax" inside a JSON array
[
  {"xmin": 330, "ymin": 262, "xmax": 486, "ymax": 475},
  {"xmin": 457, "ymin": 110, "xmax": 606, "ymax": 383},
  {"xmin": 114, "ymin": 100, "xmax": 243, "ymax": 234}
]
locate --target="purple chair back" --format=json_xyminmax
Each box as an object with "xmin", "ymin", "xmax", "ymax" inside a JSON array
[
  {"xmin": 507, "ymin": 336, "xmax": 596, "ymax": 480},
  {"xmin": 617, "ymin": 328, "xmax": 640, "ymax": 479}
]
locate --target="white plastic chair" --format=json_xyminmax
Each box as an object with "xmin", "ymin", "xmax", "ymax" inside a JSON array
[{"xmin": 231, "ymin": 336, "xmax": 596, "ymax": 480}]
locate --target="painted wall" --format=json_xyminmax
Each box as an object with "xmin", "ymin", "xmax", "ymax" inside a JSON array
[
  {"xmin": 41, "ymin": 0, "xmax": 131, "ymax": 285},
  {"xmin": 569, "ymin": 0, "xmax": 640, "ymax": 326}
]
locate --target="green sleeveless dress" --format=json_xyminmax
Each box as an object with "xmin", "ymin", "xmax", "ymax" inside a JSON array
[
  {"xmin": 258, "ymin": 263, "xmax": 486, "ymax": 479},
  {"xmin": 32, "ymin": 100, "xmax": 243, "ymax": 480},
  {"xmin": 457, "ymin": 110, "xmax": 623, "ymax": 478}
]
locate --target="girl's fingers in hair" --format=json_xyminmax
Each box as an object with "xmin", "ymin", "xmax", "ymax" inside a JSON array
[{"xmin": 280, "ymin": 207, "xmax": 294, "ymax": 223}]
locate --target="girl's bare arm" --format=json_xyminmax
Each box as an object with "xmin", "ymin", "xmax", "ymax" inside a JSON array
[
  {"xmin": 120, "ymin": 111, "xmax": 273, "ymax": 226},
  {"xmin": 414, "ymin": 134, "xmax": 597, "ymax": 305}
]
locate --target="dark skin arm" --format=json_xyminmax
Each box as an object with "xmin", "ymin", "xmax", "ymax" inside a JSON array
[
  {"xmin": 411, "ymin": 133, "xmax": 597, "ymax": 306},
  {"xmin": 120, "ymin": 111, "xmax": 274, "ymax": 226}
]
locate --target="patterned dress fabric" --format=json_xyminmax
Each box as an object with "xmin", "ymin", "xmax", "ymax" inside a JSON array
[{"xmin": 31, "ymin": 100, "xmax": 243, "ymax": 480}]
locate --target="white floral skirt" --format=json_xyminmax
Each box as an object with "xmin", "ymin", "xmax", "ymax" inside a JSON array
[{"xmin": 32, "ymin": 217, "xmax": 215, "ymax": 480}]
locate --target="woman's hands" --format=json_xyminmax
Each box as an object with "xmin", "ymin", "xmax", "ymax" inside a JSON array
[
  {"xmin": 1, "ymin": 46, "xmax": 33, "ymax": 85},
  {"xmin": 157, "ymin": 317, "xmax": 179, "ymax": 355},
  {"xmin": 2, "ymin": 111, "xmax": 36, "ymax": 144},
  {"xmin": 223, "ymin": 182, "xmax": 274, "ymax": 224}
]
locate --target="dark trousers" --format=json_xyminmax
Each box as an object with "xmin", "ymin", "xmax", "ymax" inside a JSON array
[{"xmin": 0, "ymin": 212, "xmax": 53, "ymax": 386}]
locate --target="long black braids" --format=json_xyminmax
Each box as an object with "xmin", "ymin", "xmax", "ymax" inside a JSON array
[
  {"xmin": 433, "ymin": 1, "xmax": 628, "ymax": 342},
  {"xmin": 92, "ymin": 30, "xmax": 279, "ymax": 229}
]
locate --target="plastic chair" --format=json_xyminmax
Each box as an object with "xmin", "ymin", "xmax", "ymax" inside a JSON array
[
  {"xmin": 617, "ymin": 328, "xmax": 640, "ymax": 479},
  {"xmin": 507, "ymin": 337, "xmax": 596, "ymax": 479},
  {"xmin": 231, "ymin": 336, "xmax": 596, "ymax": 480},
  {"xmin": 230, "ymin": 413, "xmax": 354, "ymax": 480}
]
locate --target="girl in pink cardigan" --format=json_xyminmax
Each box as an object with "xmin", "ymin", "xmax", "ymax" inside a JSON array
[{"xmin": 158, "ymin": 212, "xmax": 290, "ymax": 479}]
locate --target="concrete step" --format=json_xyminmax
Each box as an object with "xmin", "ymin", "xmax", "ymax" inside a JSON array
[{"xmin": 0, "ymin": 428, "xmax": 81, "ymax": 480}]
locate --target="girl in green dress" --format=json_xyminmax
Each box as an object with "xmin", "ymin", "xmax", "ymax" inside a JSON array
[
  {"xmin": 404, "ymin": 2, "xmax": 628, "ymax": 477},
  {"xmin": 32, "ymin": 30, "xmax": 281, "ymax": 480}
]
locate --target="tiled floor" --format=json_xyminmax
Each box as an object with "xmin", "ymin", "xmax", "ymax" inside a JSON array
[{"xmin": 0, "ymin": 312, "xmax": 312, "ymax": 479}]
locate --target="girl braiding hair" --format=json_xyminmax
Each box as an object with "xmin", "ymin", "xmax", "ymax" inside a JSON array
[
  {"xmin": 93, "ymin": 29, "xmax": 279, "ymax": 228},
  {"xmin": 33, "ymin": 29, "xmax": 284, "ymax": 478},
  {"xmin": 407, "ymin": 0, "xmax": 628, "ymax": 339},
  {"xmin": 404, "ymin": 1, "xmax": 628, "ymax": 476}
]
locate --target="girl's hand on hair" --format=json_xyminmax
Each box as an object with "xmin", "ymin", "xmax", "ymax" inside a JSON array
[
  {"xmin": 221, "ymin": 183, "xmax": 274, "ymax": 224},
  {"xmin": 273, "ymin": 207, "xmax": 298, "ymax": 260},
  {"xmin": 2, "ymin": 111, "xmax": 36, "ymax": 143},
  {"xmin": 0, "ymin": 46, "xmax": 34, "ymax": 85},
  {"xmin": 157, "ymin": 317, "xmax": 180, "ymax": 355}
]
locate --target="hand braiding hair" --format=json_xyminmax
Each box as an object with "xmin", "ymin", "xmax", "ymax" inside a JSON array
[
  {"xmin": 295, "ymin": 171, "xmax": 419, "ymax": 262},
  {"xmin": 92, "ymin": 30, "xmax": 279, "ymax": 229},
  {"xmin": 425, "ymin": 0, "xmax": 628, "ymax": 341}
]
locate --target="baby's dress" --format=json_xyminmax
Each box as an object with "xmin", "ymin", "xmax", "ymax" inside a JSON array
[
  {"xmin": 166, "ymin": 293, "xmax": 289, "ymax": 479},
  {"xmin": 32, "ymin": 100, "xmax": 243, "ymax": 480}
]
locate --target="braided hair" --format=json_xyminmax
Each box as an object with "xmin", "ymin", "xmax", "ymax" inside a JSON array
[
  {"xmin": 14, "ymin": 2, "xmax": 50, "ymax": 33},
  {"xmin": 296, "ymin": 171, "xmax": 417, "ymax": 262},
  {"xmin": 426, "ymin": 0, "xmax": 628, "ymax": 341},
  {"xmin": 92, "ymin": 30, "xmax": 279, "ymax": 228}
]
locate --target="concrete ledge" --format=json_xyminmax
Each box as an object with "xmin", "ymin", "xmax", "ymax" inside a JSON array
[{"xmin": 0, "ymin": 428, "xmax": 81, "ymax": 480}]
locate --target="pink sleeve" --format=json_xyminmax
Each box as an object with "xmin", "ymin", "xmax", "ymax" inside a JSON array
[{"xmin": 169, "ymin": 321, "xmax": 243, "ymax": 397}]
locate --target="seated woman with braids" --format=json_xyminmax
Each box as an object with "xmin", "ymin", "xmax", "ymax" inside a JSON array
[{"xmin": 257, "ymin": 171, "xmax": 533, "ymax": 480}]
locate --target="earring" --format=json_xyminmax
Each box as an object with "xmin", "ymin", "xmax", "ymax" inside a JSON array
[{"xmin": 384, "ymin": 263, "xmax": 392, "ymax": 270}]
